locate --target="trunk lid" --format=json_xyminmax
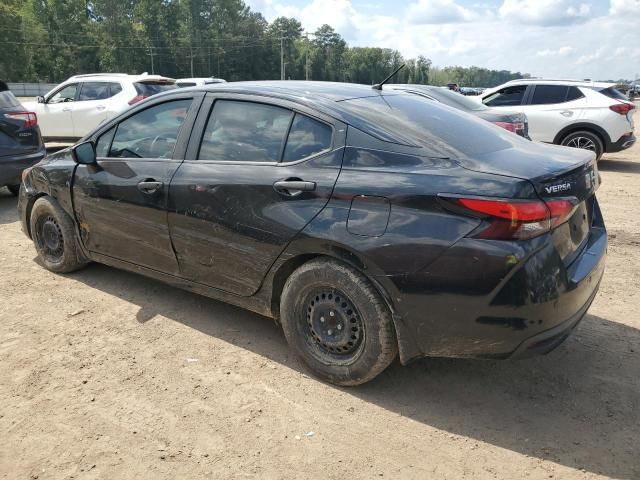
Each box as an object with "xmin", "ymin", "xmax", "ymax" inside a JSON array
[
  {"xmin": 460, "ymin": 142, "xmax": 599, "ymax": 264},
  {"xmin": 0, "ymin": 91, "xmax": 43, "ymax": 157}
]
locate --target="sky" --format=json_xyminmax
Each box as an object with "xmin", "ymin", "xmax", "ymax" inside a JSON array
[{"xmin": 245, "ymin": 0, "xmax": 640, "ymax": 80}]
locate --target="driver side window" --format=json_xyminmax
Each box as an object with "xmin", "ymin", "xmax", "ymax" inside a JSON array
[
  {"xmin": 108, "ymin": 99, "xmax": 192, "ymax": 159},
  {"xmin": 484, "ymin": 85, "xmax": 527, "ymax": 107},
  {"xmin": 48, "ymin": 84, "xmax": 78, "ymax": 104}
]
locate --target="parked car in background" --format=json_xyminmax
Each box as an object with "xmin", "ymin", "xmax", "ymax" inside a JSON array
[
  {"xmin": 477, "ymin": 79, "xmax": 635, "ymax": 159},
  {"xmin": 446, "ymin": 83, "xmax": 459, "ymax": 92},
  {"xmin": 0, "ymin": 81, "xmax": 45, "ymax": 195},
  {"xmin": 18, "ymin": 81, "xmax": 605, "ymax": 386},
  {"xmin": 22, "ymin": 73, "xmax": 176, "ymax": 142},
  {"xmin": 176, "ymin": 77, "xmax": 226, "ymax": 87},
  {"xmin": 388, "ymin": 84, "xmax": 530, "ymax": 138}
]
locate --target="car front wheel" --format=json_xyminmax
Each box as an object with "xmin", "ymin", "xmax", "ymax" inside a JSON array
[
  {"xmin": 30, "ymin": 196, "xmax": 88, "ymax": 273},
  {"xmin": 560, "ymin": 130, "xmax": 604, "ymax": 160},
  {"xmin": 280, "ymin": 258, "xmax": 398, "ymax": 386}
]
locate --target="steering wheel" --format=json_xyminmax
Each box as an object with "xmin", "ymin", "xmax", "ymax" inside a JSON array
[{"xmin": 150, "ymin": 135, "xmax": 169, "ymax": 157}]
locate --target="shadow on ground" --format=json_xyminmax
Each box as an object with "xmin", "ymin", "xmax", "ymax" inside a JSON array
[
  {"xmin": 599, "ymin": 159, "xmax": 640, "ymax": 174},
  {"xmin": 62, "ymin": 261, "xmax": 640, "ymax": 479},
  {"xmin": 0, "ymin": 190, "xmax": 19, "ymax": 225}
]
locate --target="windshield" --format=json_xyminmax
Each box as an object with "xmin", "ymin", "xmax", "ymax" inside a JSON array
[{"xmin": 340, "ymin": 94, "xmax": 513, "ymax": 157}]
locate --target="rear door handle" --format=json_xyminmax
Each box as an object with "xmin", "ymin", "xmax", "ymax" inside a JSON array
[
  {"xmin": 62, "ymin": 107, "xmax": 72, "ymax": 112},
  {"xmin": 137, "ymin": 180, "xmax": 163, "ymax": 194},
  {"xmin": 273, "ymin": 179, "xmax": 316, "ymax": 196},
  {"xmin": 561, "ymin": 110, "xmax": 573, "ymax": 117}
]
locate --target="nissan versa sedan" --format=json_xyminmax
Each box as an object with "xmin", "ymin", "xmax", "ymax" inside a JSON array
[{"xmin": 18, "ymin": 81, "xmax": 606, "ymax": 386}]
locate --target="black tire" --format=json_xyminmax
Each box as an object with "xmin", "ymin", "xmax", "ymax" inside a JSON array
[
  {"xmin": 30, "ymin": 196, "xmax": 88, "ymax": 273},
  {"xmin": 7, "ymin": 185, "xmax": 20, "ymax": 196},
  {"xmin": 280, "ymin": 258, "xmax": 398, "ymax": 386},
  {"xmin": 560, "ymin": 130, "xmax": 604, "ymax": 160}
]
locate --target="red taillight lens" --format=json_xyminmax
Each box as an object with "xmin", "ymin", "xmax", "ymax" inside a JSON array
[
  {"xmin": 444, "ymin": 196, "xmax": 578, "ymax": 240},
  {"xmin": 128, "ymin": 95, "xmax": 147, "ymax": 105},
  {"xmin": 609, "ymin": 103, "xmax": 635, "ymax": 115},
  {"xmin": 493, "ymin": 121, "xmax": 525, "ymax": 133},
  {"xmin": 4, "ymin": 112, "xmax": 38, "ymax": 128}
]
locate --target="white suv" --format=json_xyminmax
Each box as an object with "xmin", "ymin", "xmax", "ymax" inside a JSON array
[
  {"xmin": 23, "ymin": 73, "xmax": 176, "ymax": 142},
  {"xmin": 478, "ymin": 79, "xmax": 635, "ymax": 159}
]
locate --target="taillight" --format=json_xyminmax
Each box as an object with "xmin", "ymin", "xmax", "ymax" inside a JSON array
[
  {"xmin": 441, "ymin": 196, "xmax": 578, "ymax": 240},
  {"xmin": 493, "ymin": 121, "xmax": 525, "ymax": 133},
  {"xmin": 128, "ymin": 95, "xmax": 147, "ymax": 105},
  {"xmin": 609, "ymin": 103, "xmax": 635, "ymax": 115},
  {"xmin": 4, "ymin": 112, "xmax": 38, "ymax": 128}
]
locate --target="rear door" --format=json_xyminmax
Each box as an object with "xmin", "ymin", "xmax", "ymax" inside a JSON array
[
  {"xmin": 73, "ymin": 93, "xmax": 202, "ymax": 273},
  {"xmin": 521, "ymin": 85, "xmax": 586, "ymax": 142},
  {"xmin": 72, "ymin": 82, "xmax": 114, "ymax": 137},
  {"xmin": 168, "ymin": 94, "xmax": 346, "ymax": 296}
]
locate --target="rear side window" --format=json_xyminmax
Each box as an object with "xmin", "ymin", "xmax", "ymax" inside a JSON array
[
  {"xmin": 134, "ymin": 82, "xmax": 177, "ymax": 96},
  {"xmin": 0, "ymin": 91, "xmax": 20, "ymax": 108},
  {"xmin": 594, "ymin": 87, "xmax": 628, "ymax": 100},
  {"xmin": 530, "ymin": 85, "xmax": 569, "ymax": 105},
  {"xmin": 283, "ymin": 114, "xmax": 332, "ymax": 162},
  {"xmin": 110, "ymin": 83, "xmax": 122, "ymax": 96},
  {"xmin": 108, "ymin": 99, "xmax": 192, "ymax": 159},
  {"xmin": 78, "ymin": 82, "xmax": 112, "ymax": 101},
  {"xmin": 484, "ymin": 85, "xmax": 527, "ymax": 107},
  {"xmin": 566, "ymin": 86, "xmax": 584, "ymax": 101},
  {"xmin": 198, "ymin": 100, "xmax": 293, "ymax": 162}
]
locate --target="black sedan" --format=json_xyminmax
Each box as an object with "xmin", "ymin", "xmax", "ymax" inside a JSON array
[
  {"xmin": 0, "ymin": 81, "xmax": 45, "ymax": 195},
  {"xmin": 388, "ymin": 84, "xmax": 530, "ymax": 138},
  {"xmin": 18, "ymin": 81, "xmax": 606, "ymax": 385}
]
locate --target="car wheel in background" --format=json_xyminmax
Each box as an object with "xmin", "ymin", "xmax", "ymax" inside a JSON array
[
  {"xmin": 280, "ymin": 258, "xmax": 398, "ymax": 386},
  {"xmin": 560, "ymin": 130, "xmax": 604, "ymax": 161},
  {"xmin": 7, "ymin": 185, "xmax": 20, "ymax": 196},
  {"xmin": 29, "ymin": 196, "xmax": 88, "ymax": 273}
]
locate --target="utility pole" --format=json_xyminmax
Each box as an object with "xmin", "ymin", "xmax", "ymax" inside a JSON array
[
  {"xmin": 280, "ymin": 33, "xmax": 284, "ymax": 80},
  {"xmin": 189, "ymin": 46, "xmax": 194, "ymax": 78},
  {"xmin": 303, "ymin": 32, "xmax": 313, "ymax": 81},
  {"xmin": 146, "ymin": 46, "xmax": 157, "ymax": 75}
]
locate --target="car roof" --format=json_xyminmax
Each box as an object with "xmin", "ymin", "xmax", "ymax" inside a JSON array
[
  {"xmin": 66, "ymin": 73, "xmax": 175, "ymax": 83},
  {"xmin": 499, "ymin": 78, "xmax": 615, "ymax": 88}
]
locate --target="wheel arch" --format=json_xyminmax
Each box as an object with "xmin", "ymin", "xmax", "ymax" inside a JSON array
[
  {"xmin": 267, "ymin": 242, "xmax": 422, "ymax": 365},
  {"xmin": 553, "ymin": 122, "xmax": 611, "ymax": 150}
]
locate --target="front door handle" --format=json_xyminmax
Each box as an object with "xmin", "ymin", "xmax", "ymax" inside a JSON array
[
  {"xmin": 273, "ymin": 179, "xmax": 316, "ymax": 196},
  {"xmin": 137, "ymin": 180, "xmax": 163, "ymax": 194},
  {"xmin": 62, "ymin": 107, "xmax": 72, "ymax": 112},
  {"xmin": 96, "ymin": 105, "xmax": 106, "ymax": 111}
]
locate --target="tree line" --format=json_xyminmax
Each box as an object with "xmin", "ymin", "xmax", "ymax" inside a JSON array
[{"xmin": 0, "ymin": 0, "xmax": 530, "ymax": 87}]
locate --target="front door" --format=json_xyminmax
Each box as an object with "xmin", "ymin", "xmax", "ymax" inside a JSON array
[
  {"xmin": 168, "ymin": 96, "xmax": 345, "ymax": 296},
  {"xmin": 40, "ymin": 83, "xmax": 78, "ymax": 138},
  {"xmin": 73, "ymin": 95, "xmax": 200, "ymax": 274}
]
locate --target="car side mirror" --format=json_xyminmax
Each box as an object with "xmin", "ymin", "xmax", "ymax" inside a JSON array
[
  {"xmin": 37, "ymin": 96, "xmax": 45, "ymax": 104},
  {"xmin": 72, "ymin": 141, "xmax": 97, "ymax": 165}
]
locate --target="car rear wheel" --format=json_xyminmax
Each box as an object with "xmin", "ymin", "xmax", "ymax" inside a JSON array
[
  {"xmin": 280, "ymin": 258, "xmax": 398, "ymax": 386},
  {"xmin": 7, "ymin": 185, "xmax": 20, "ymax": 196},
  {"xmin": 560, "ymin": 130, "xmax": 604, "ymax": 160},
  {"xmin": 30, "ymin": 196, "xmax": 88, "ymax": 273}
]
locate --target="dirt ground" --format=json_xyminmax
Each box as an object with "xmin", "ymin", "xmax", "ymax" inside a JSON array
[{"xmin": 1, "ymin": 118, "xmax": 639, "ymax": 480}]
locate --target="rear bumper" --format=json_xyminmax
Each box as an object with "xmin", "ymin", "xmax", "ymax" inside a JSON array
[
  {"xmin": 0, "ymin": 147, "xmax": 46, "ymax": 185},
  {"xmin": 385, "ymin": 202, "xmax": 607, "ymax": 363},
  {"xmin": 606, "ymin": 133, "xmax": 635, "ymax": 153}
]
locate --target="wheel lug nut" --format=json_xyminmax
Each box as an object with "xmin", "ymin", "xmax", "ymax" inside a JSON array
[
  {"xmin": 320, "ymin": 316, "xmax": 325, "ymax": 323},
  {"xmin": 337, "ymin": 324, "xmax": 342, "ymax": 331},
  {"xmin": 329, "ymin": 311, "xmax": 335, "ymax": 317},
  {"xmin": 328, "ymin": 329, "xmax": 333, "ymax": 335}
]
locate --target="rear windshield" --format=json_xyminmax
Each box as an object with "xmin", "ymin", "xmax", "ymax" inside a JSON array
[
  {"xmin": 0, "ymin": 90, "xmax": 20, "ymax": 108},
  {"xmin": 340, "ymin": 94, "xmax": 512, "ymax": 157},
  {"xmin": 593, "ymin": 87, "xmax": 628, "ymax": 100},
  {"xmin": 134, "ymin": 81, "xmax": 177, "ymax": 96},
  {"xmin": 420, "ymin": 87, "xmax": 488, "ymax": 111}
]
